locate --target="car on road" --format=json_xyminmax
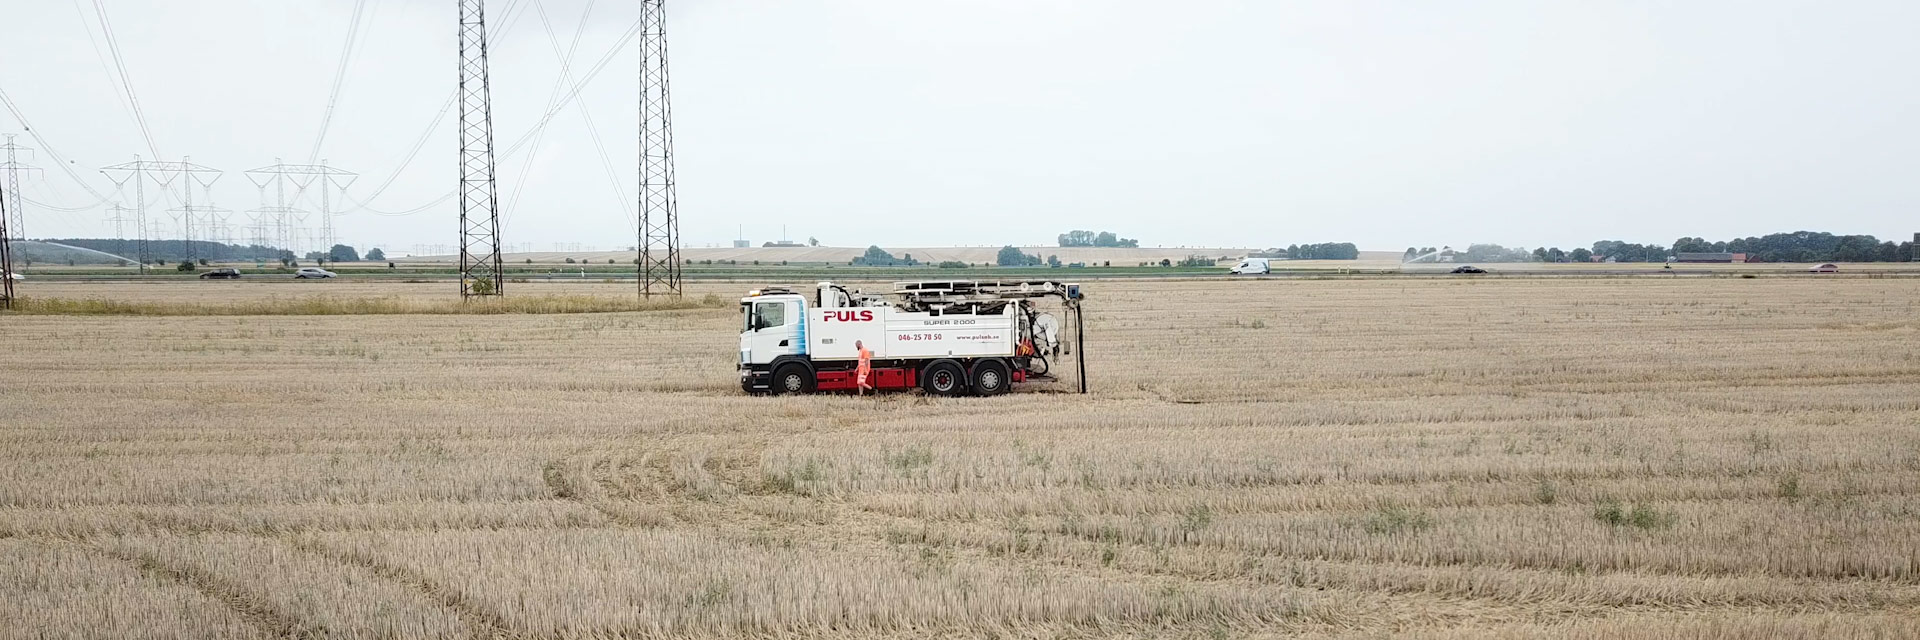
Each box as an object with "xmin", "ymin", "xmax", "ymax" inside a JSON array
[
  {"xmin": 199, "ymin": 268, "xmax": 242, "ymax": 279},
  {"xmin": 1450, "ymin": 265, "xmax": 1487, "ymax": 274},
  {"xmin": 4, "ymin": 271, "xmax": 20, "ymax": 281},
  {"xmin": 1808, "ymin": 263, "xmax": 1839, "ymax": 273},
  {"xmin": 294, "ymin": 267, "xmax": 337, "ymax": 279},
  {"xmin": 1229, "ymin": 257, "xmax": 1271, "ymax": 275}
]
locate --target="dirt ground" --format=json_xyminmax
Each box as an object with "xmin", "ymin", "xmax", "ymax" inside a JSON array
[{"xmin": 2, "ymin": 277, "xmax": 1918, "ymax": 639}]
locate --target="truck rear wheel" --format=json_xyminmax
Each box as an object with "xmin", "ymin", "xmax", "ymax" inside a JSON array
[
  {"xmin": 973, "ymin": 360, "xmax": 1010, "ymax": 396},
  {"xmin": 771, "ymin": 364, "xmax": 814, "ymax": 395},
  {"xmin": 922, "ymin": 361, "xmax": 965, "ymax": 397}
]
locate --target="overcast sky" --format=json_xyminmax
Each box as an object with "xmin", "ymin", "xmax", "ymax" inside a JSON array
[{"xmin": 3, "ymin": 0, "xmax": 1916, "ymax": 253}]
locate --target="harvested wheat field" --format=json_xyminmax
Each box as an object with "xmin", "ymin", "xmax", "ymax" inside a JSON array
[{"xmin": 3, "ymin": 277, "xmax": 1919, "ymax": 639}]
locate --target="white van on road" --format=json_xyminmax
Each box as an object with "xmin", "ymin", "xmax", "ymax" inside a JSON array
[{"xmin": 1229, "ymin": 258, "xmax": 1271, "ymax": 274}]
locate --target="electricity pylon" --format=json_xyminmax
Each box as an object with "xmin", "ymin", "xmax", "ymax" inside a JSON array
[
  {"xmin": 104, "ymin": 202, "xmax": 134, "ymax": 259},
  {"xmin": 0, "ymin": 184, "xmax": 12, "ymax": 308},
  {"xmin": 637, "ymin": 0, "xmax": 682, "ymax": 297},
  {"xmin": 102, "ymin": 157, "xmax": 217, "ymax": 271},
  {"xmin": 0, "ymin": 135, "xmax": 39, "ymax": 241},
  {"xmin": 244, "ymin": 160, "xmax": 354, "ymax": 259},
  {"xmin": 457, "ymin": 0, "xmax": 504, "ymax": 298}
]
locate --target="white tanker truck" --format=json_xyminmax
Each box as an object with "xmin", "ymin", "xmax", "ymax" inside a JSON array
[{"xmin": 739, "ymin": 280, "xmax": 1085, "ymax": 395}]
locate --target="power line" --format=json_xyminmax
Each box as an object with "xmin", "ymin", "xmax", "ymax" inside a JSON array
[
  {"xmin": 501, "ymin": 0, "xmax": 596, "ymax": 224},
  {"xmin": 87, "ymin": 0, "xmax": 163, "ymax": 160},
  {"xmin": 521, "ymin": 0, "xmax": 632, "ymax": 226},
  {"xmin": 67, "ymin": 0, "xmax": 142, "ymax": 150},
  {"xmin": 308, "ymin": 0, "xmax": 376, "ymax": 164},
  {"xmin": 347, "ymin": 190, "xmax": 455, "ymax": 216},
  {"xmin": 0, "ymin": 137, "xmax": 103, "ymax": 234},
  {"xmin": 498, "ymin": 17, "xmax": 645, "ymax": 158},
  {"xmin": 334, "ymin": 0, "xmax": 535, "ymax": 215},
  {"xmin": 21, "ymin": 195, "xmax": 106, "ymax": 212},
  {"xmin": 0, "ymin": 85, "xmax": 117, "ymax": 204},
  {"xmin": 338, "ymin": 91, "xmax": 454, "ymax": 214},
  {"xmin": 344, "ymin": 13, "xmax": 645, "ymax": 218}
]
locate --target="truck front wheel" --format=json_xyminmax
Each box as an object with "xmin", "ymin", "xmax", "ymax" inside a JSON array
[
  {"xmin": 771, "ymin": 364, "xmax": 815, "ymax": 395},
  {"xmin": 922, "ymin": 361, "xmax": 965, "ymax": 397}
]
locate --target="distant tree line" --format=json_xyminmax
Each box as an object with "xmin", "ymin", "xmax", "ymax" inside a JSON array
[
  {"xmin": 1057, "ymin": 230, "xmax": 1139, "ymax": 248},
  {"xmin": 1672, "ymin": 232, "xmax": 1913, "ymax": 262},
  {"xmin": 47, "ymin": 238, "xmax": 293, "ymax": 263},
  {"xmin": 45, "ymin": 239, "xmax": 390, "ymax": 265},
  {"xmin": 1253, "ymin": 243, "xmax": 1360, "ymax": 260},
  {"xmin": 1287, "ymin": 243, "xmax": 1359, "ymax": 260},
  {"xmin": 1401, "ymin": 231, "xmax": 1918, "ymax": 264}
]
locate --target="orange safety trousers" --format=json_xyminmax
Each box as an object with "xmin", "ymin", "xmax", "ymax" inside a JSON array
[{"xmin": 856, "ymin": 348, "xmax": 873, "ymax": 389}]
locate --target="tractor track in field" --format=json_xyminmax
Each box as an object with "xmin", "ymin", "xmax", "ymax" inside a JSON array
[
  {"xmin": 286, "ymin": 535, "xmax": 524, "ymax": 640},
  {"xmin": 540, "ymin": 436, "xmax": 778, "ymax": 528},
  {"xmin": 533, "ymin": 435, "xmax": 1920, "ymax": 632},
  {"xmin": 87, "ymin": 541, "xmax": 313, "ymax": 640}
]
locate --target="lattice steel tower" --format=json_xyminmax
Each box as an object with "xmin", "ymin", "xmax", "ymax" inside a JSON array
[
  {"xmin": 637, "ymin": 0, "xmax": 681, "ymax": 297},
  {"xmin": 0, "ymin": 184, "xmax": 12, "ymax": 309},
  {"xmin": 457, "ymin": 0, "xmax": 504, "ymax": 298},
  {"xmin": 102, "ymin": 157, "xmax": 218, "ymax": 273},
  {"xmin": 1, "ymin": 135, "xmax": 34, "ymax": 241}
]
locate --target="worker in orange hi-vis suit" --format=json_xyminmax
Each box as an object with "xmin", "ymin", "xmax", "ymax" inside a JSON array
[{"xmin": 855, "ymin": 340, "xmax": 874, "ymax": 395}]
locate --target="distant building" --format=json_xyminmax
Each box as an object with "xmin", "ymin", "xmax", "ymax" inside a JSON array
[
  {"xmin": 732, "ymin": 240, "xmax": 751, "ymax": 248},
  {"xmin": 762, "ymin": 241, "xmax": 803, "ymax": 248}
]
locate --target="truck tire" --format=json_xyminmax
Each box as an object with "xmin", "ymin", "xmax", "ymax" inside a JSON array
[
  {"xmin": 922, "ymin": 361, "xmax": 965, "ymax": 397},
  {"xmin": 972, "ymin": 360, "xmax": 1010, "ymax": 396},
  {"xmin": 770, "ymin": 364, "xmax": 814, "ymax": 395}
]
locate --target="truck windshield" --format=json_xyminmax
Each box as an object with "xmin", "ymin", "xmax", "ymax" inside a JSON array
[{"xmin": 753, "ymin": 301, "xmax": 786, "ymax": 330}]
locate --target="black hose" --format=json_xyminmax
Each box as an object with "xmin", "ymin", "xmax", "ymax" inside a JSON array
[{"xmin": 1028, "ymin": 355, "xmax": 1050, "ymax": 377}]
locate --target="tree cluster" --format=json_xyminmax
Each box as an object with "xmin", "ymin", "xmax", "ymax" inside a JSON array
[
  {"xmin": 852, "ymin": 246, "xmax": 920, "ymax": 266},
  {"xmin": 1587, "ymin": 240, "xmax": 1669, "ymax": 263},
  {"xmin": 1461, "ymin": 244, "xmax": 1538, "ymax": 263},
  {"xmin": 1260, "ymin": 243, "xmax": 1360, "ymax": 260},
  {"xmin": 1403, "ymin": 231, "xmax": 1917, "ymax": 264},
  {"xmin": 48, "ymin": 238, "xmax": 295, "ymax": 263},
  {"xmin": 1057, "ymin": 230, "xmax": 1139, "ymax": 248},
  {"xmin": 1673, "ymin": 231, "xmax": 1913, "ymax": 262},
  {"xmin": 304, "ymin": 245, "xmax": 362, "ymax": 263},
  {"xmin": 1283, "ymin": 243, "xmax": 1359, "ymax": 260},
  {"xmin": 46, "ymin": 238, "xmax": 392, "ymax": 264},
  {"xmin": 996, "ymin": 246, "xmax": 1043, "ymax": 266}
]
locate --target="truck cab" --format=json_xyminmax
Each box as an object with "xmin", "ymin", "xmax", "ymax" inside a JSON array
[{"xmin": 739, "ymin": 289, "xmax": 808, "ymax": 388}]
